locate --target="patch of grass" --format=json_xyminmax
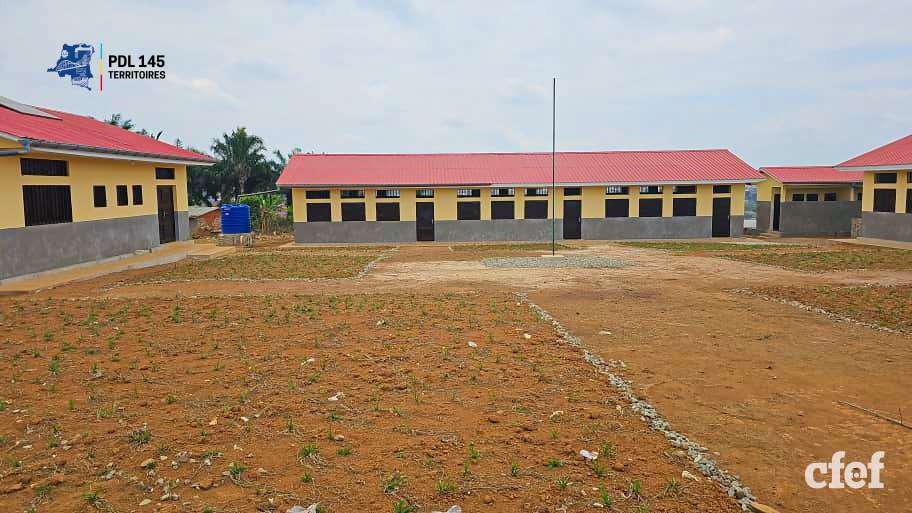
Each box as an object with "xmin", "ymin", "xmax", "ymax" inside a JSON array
[
  {"xmin": 619, "ymin": 241, "xmax": 779, "ymax": 252},
  {"xmin": 752, "ymin": 284, "xmax": 912, "ymax": 332},
  {"xmin": 299, "ymin": 443, "xmax": 319, "ymax": 458},
  {"xmin": 128, "ymin": 426, "xmax": 152, "ymax": 446},
  {"xmin": 545, "ymin": 458, "xmax": 563, "ymax": 468},
  {"xmin": 436, "ymin": 478, "xmax": 457, "ymax": 495},
  {"xmin": 228, "ymin": 462, "xmax": 246, "ymax": 479},
  {"xmin": 383, "ymin": 472, "xmax": 406, "ymax": 494},
  {"xmin": 130, "ymin": 252, "xmax": 378, "ymax": 282},
  {"xmin": 724, "ymin": 247, "xmax": 912, "ymax": 272},
  {"xmin": 393, "ymin": 499, "xmax": 418, "ymax": 513}
]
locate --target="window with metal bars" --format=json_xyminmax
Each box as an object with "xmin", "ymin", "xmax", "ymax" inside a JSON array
[
  {"xmin": 116, "ymin": 185, "xmax": 129, "ymax": 206},
  {"xmin": 23, "ymin": 185, "xmax": 72, "ymax": 226},
  {"xmin": 457, "ymin": 201, "xmax": 481, "ymax": 220},
  {"xmin": 376, "ymin": 202, "xmax": 400, "ymax": 221},
  {"xmin": 638, "ymin": 198, "xmax": 663, "ymax": 217},
  {"xmin": 523, "ymin": 200, "xmax": 548, "ymax": 219},
  {"xmin": 20, "ymin": 158, "xmax": 68, "ymax": 176},
  {"xmin": 491, "ymin": 201, "xmax": 514, "ymax": 219},
  {"xmin": 605, "ymin": 199, "xmax": 629, "ymax": 217},
  {"xmin": 93, "ymin": 186, "xmax": 107, "ymax": 207},
  {"xmin": 341, "ymin": 203, "xmax": 366, "ymax": 221}
]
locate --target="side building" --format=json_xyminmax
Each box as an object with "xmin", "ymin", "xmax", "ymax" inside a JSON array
[
  {"xmin": 0, "ymin": 97, "xmax": 214, "ymax": 281},
  {"xmin": 756, "ymin": 166, "xmax": 862, "ymax": 236},
  {"xmin": 837, "ymin": 134, "xmax": 912, "ymax": 242},
  {"xmin": 277, "ymin": 149, "xmax": 763, "ymax": 243}
]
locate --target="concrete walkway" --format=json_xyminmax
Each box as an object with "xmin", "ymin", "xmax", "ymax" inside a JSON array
[
  {"xmin": 831, "ymin": 237, "xmax": 912, "ymax": 250},
  {"xmin": 0, "ymin": 242, "xmax": 232, "ymax": 295}
]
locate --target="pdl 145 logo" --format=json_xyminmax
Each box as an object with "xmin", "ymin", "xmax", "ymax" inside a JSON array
[{"xmin": 47, "ymin": 43, "xmax": 167, "ymax": 91}]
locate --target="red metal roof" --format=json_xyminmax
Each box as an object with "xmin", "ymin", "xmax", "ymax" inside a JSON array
[
  {"xmin": 277, "ymin": 149, "xmax": 762, "ymax": 187},
  {"xmin": 838, "ymin": 133, "xmax": 912, "ymax": 169},
  {"xmin": 760, "ymin": 166, "xmax": 862, "ymax": 184},
  {"xmin": 0, "ymin": 102, "xmax": 214, "ymax": 163}
]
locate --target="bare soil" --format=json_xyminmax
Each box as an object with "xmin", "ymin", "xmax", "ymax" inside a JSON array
[
  {"xmin": 2, "ymin": 237, "xmax": 910, "ymax": 513},
  {"xmin": 0, "ymin": 294, "xmax": 737, "ymax": 513}
]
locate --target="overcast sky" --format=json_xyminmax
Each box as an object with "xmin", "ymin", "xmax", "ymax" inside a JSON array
[{"xmin": 2, "ymin": 1, "xmax": 910, "ymax": 166}]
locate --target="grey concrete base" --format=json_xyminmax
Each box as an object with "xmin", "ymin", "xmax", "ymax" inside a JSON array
[
  {"xmin": 294, "ymin": 221, "xmax": 417, "ymax": 243},
  {"xmin": 861, "ymin": 212, "xmax": 912, "ymax": 242},
  {"xmin": 176, "ymin": 211, "xmax": 191, "ymax": 241},
  {"xmin": 779, "ymin": 201, "xmax": 861, "ymax": 236},
  {"xmin": 756, "ymin": 202, "xmax": 771, "ymax": 232},
  {"xmin": 436, "ymin": 219, "xmax": 562, "ymax": 242},
  {"xmin": 582, "ymin": 216, "xmax": 712, "ymax": 239},
  {"xmin": 0, "ymin": 214, "xmax": 159, "ymax": 281},
  {"xmin": 730, "ymin": 215, "xmax": 745, "ymax": 237}
]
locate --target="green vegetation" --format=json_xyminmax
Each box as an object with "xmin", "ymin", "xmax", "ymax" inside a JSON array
[
  {"xmin": 129, "ymin": 252, "xmax": 377, "ymax": 282},
  {"xmin": 724, "ymin": 247, "xmax": 912, "ymax": 271},
  {"xmin": 618, "ymin": 241, "xmax": 779, "ymax": 252},
  {"xmin": 753, "ymin": 284, "xmax": 912, "ymax": 332}
]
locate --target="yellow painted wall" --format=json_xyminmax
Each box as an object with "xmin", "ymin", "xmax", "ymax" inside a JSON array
[
  {"xmin": 288, "ymin": 184, "xmax": 750, "ymax": 223},
  {"xmin": 730, "ymin": 184, "xmax": 745, "ymax": 215},
  {"xmin": 860, "ymin": 170, "xmax": 912, "ymax": 213},
  {"xmin": 897, "ymin": 171, "xmax": 910, "ymax": 214},
  {"xmin": 757, "ymin": 177, "xmax": 779, "ymax": 202},
  {"xmin": 1, "ymin": 151, "xmax": 188, "ymax": 230}
]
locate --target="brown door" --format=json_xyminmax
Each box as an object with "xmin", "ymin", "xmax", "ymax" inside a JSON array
[{"xmin": 157, "ymin": 185, "xmax": 176, "ymax": 244}]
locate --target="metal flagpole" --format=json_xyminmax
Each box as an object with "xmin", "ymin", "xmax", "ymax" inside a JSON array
[{"xmin": 551, "ymin": 77, "xmax": 556, "ymax": 256}]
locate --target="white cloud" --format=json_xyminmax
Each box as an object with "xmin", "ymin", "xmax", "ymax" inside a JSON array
[
  {"xmin": 167, "ymin": 74, "xmax": 240, "ymax": 106},
  {"xmin": 1, "ymin": 0, "xmax": 911, "ymax": 165}
]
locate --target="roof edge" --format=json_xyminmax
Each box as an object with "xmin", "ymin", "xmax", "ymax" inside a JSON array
[
  {"xmin": 277, "ymin": 179, "xmax": 762, "ymax": 188},
  {"xmin": 836, "ymin": 164, "xmax": 912, "ymax": 172},
  {"xmin": 27, "ymin": 140, "xmax": 215, "ymax": 165}
]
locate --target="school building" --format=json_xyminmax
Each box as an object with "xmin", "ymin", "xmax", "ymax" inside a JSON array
[
  {"xmin": 276, "ymin": 149, "xmax": 763, "ymax": 243},
  {"xmin": 837, "ymin": 134, "xmax": 912, "ymax": 242},
  {"xmin": 756, "ymin": 166, "xmax": 862, "ymax": 236},
  {"xmin": 0, "ymin": 97, "xmax": 214, "ymax": 281}
]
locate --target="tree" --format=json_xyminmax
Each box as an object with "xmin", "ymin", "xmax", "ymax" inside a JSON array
[
  {"xmin": 105, "ymin": 113, "xmax": 134, "ymax": 130},
  {"xmin": 211, "ymin": 128, "xmax": 268, "ymax": 198},
  {"xmin": 105, "ymin": 113, "xmax": 161, "ymax": 139}
]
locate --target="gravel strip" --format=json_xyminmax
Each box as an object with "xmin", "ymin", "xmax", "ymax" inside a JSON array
[
  {"xmin": 483, "ymin": 255, "xmax": 630, "ymax": 269},
  {"xmin": 516, "ymin": 292, "xmax": 757, "ymax": 510}
]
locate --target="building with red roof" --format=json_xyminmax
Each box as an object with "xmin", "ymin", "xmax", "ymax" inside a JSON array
[
  {"xmin": 836, "ymin": 134, "xmax": 912, "ymax": 242},
  {"xmin": 277, "ymin": 149, "xmax": 763, "ymax": 243},
  {"xmin": 0, "ymin": 96, "xmax": 214, "ymax": 281},
  {"xmin": 755, "ymin": 166, "xmax": 862, "ymax": 235}
]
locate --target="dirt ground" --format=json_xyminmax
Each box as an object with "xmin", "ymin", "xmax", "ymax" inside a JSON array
[{"xmin": 2, "ymin": 238, "xmax": 910, "ymax": 513}]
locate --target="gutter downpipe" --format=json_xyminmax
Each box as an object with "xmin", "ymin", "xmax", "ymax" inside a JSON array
[{"xmin": 0, "ymin": 139, "xmax": 30, "ymax": 157}]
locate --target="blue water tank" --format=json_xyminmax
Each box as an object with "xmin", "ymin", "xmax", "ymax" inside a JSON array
[{"xmin": 221, "ymin": 204, "xmax": 251, "ymax": 234}]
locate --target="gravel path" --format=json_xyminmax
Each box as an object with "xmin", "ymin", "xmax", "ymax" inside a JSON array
[{"xmin": 483, "ymin": 255, "xmax": 630, "ymax": 269}]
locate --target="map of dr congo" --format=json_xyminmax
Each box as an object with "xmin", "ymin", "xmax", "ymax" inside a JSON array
[{"xmin": 47, "ymin": 43, "xmax": 95, "ymax": 90}]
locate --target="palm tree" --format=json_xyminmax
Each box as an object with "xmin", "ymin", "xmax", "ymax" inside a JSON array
[
  {"xmin": 211, "ymin": 128, "xmax": 267, "ymax": 198},
  {"xmin": 105, "ymin": 113, "xmax": 134, "ymax": 130}
]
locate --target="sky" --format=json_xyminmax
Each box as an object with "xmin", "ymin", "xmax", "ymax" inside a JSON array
[{"xmin": 2, "ymin": 0, "xmax": 911, "ymax": 167}]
